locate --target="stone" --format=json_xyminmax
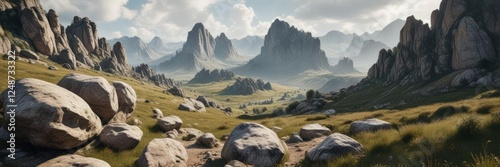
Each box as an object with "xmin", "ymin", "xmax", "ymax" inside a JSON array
[
  {"xmin": 57, "ymin": 49, "xmax": 77, "ymax": 70},
  {"xmin": 38, "ymin": 155, "xmax": 110, "ymax": 167},
  {"xmin": 306, "ymin": 133, "xmax": 364, "ymax": 161},
  {"xmin": 19, "ymin": 49, "xmax": 39, "ymax": 60},
  {"xmin": 57, "ymin": 73, "xmax": 119, "ymax": 123},
  {"xmin": 476, "ymin": 73, "xmax": 493, "ymax": 86},
  {"xmin": 196, "ymin": 133, "xmax": 220, "ymax": 148},
  {"xmin": 137, "ymin": 138, "xmax": 188, "ymax": 167},
  {"xmin": 48, "ymin": 65, "xmax": 58, "ymax": 70},
  {"xmin": 196, "ymin": 96, "xmax": 210, "ymax": 107},
  {"xmin": 157, "ymin": 115, "xmax": 183, "ymax": 132},
  {"xmin": 221, "ymin": 122, "xmax": 288, "ymax": 167},
  {"xmin": 0, "ymin": 78, "xmax": 102, "ymax": 149},
  {"xmin": 164, "ymin": 129, "xmax": 178, "ymax": 139},
  {"xmin": 179, "ymin": 128, "xmax": 204, "ymax": 141},
  {"xmin": 152, "ymin": 108, "xmax": 164, "ymax": 118},
  {"xmin": 451, "ymin": 17, "xmax": 495, "ymax": 70},
  {"xmin": 299, "ymin": 123, "xmax": 332, "ymax": 141},
  {"xmin": 451, "ymin": 69, "xmax": 481, "ymax": 87},
  {"xmin": 178, "ymin": 98, "xmax": 206, "ymax": 112},
  {"xmin": 288, "ymin": 133, "xmax": 304, "ymax": 143},
  {"xmin": 167, "ymin": 86, "xmax": 185, "ymax": 97},
  {"xmin": 99, "ymin": 123, "xmax": 143, "ymax": 150},
  {"xmin": 323, "ymin": 109, "xmax": 336, "ymax": 116},
  {"xmin": 113, "ymin": 81, "xmax": 137, "ymax": 115},
  {"xmin": 349, "ymin": 118, "xmax": 391, "ymax": 134}
]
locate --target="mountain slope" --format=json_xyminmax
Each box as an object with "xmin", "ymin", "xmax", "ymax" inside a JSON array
[
  {"xmin": 231, "ymin": 35, "xmax": 264, "ymax": 57},
  {"xmin": 362, "ymin": 19, "xmax": 406, "ymax": 47}
]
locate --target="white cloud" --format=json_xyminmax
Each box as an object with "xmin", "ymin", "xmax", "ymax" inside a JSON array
[
  {"xmin": 128, "ymin": 27, "xmax": 155, "ymax": 42},
  {"xmin": 41, "ymin": 0, "xmax": 136, "ymax": 22},
  {"xmin": 112, "ymin": 31, "xmax": 123, "ymax": 38}
]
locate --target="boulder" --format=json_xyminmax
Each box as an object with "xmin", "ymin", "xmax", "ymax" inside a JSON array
[
  {"xmin": 167, "ymin": 86, "xmax": 185, "ymax": 97},
  {"xmin": 323, "ymin": 109, "xmax": 336, "ymax": 116},
  {"xmin": 476, "ymin": 73, "xmax": 494, "ymax": 86},
  {"xmin": 178, "ymin": 98, "xmax": 206, "ymax": 112},
  {"xmin": 48, "ymin": 65, "xmax": 58, "ymax": 70},
  {"xmin": 196, "ymin": 133, "xmax": 220, "ymax": 148},
  {"xmin": 451, "ymin": 69, "xmax": 481, "ymax": 87},
  {"xmin": 19, "ymin": 49, "xmax": 39, "ymax": 60},
  {"xmin": 164, "ymin": 129, "xmax": 178, "ymax": 139},
  {"xmin": 299, "ymin": 123, "xmax": 332, "ymax": 141},
  {"xmin": 152, "ymin": 108, "xmax": 164, "ymax": 118},
  {"xmin": 179, "ymin": 128, "xmax": 204, "ymax": 141},
  {"xmin": 57, "ymin": 73, "xmax": 119, "ymax": 123},
  {"xmin": 196, "ymin": 96, "xmax": 210, "ymax": 107},
  {"xmin": 99, "ymin": 123, "xmax": 143, "ymax": 150},
  {"xmin": 112, "ymin": 81, "xmax": 137, "ymax": 115},
  {"xmin": 137, "ymin": 138, "xmax": 188, "ymax": 167},
  {"xmin": 306, "ymin": 133, "xmax": 364, "ymax": 161},
  {"xmin": 0, "ymin": 78, "xmax": 102, "ymax": 149},
  {"xmin": 156, "ymin": 116, "xmax": 183, "ymax": 132},
  {"xmin": 38, "ymin": 155, "xmax": 110, "ymax": 167},
  {"xmin": 225, "ymin": 160, "xmax": 248, "ymax": 167},
  {"xmin": 57, "ymin": 49, "xmax": 77, "ymax": 70},
  {"xmin": 288, "ymin": 133, "xmax": 304, "ymax": 143},
  {"xmin": 349, "ymin": 118, "xmax": 391, "ymax": 134},
  {"xmin": 221, "ymin": 123, "xmax": 288, "ymax": 167},
  {"xmin": 451, "ymin": 16, "xmax": 495, "ymax": 70}
]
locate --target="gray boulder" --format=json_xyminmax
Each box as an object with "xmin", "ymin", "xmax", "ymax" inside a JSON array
[
  {"xmin": 156, "ymin": 115, "xmax": 183, "ymax": 132},
  {"xmin": 113, "ymin": 81, "xmax": 137, "ymax": 116},
  {"xmin": 178, "ymin": 98, "xmax": 206, "ymax": 112},
  {"xmin": 299, "ymin": 123, "xmax": 332, "ymax": 141},
  {"xmin": 99, "ymin": 123, "xmax": 143, "ymax": 150},
  {"xmin": 167, "ymin": 86, "xmax": 185, "ymax": 97},
  {"xmin": 38, "ymin": 155, "xmax": 110, "ymax": 167},
  {"xmin": 288, "ymin": 133, "xmax": 304, "ymax": 143},
  {"xmin": 451, "ymin": 69, "xmax": 481, "ymax": 87},
  {"xmin": 137, "ymin": 138, "xmax": 188, "ymax": 167},
  {"xmin": 306, "ymin": 133, "xmax": 364, "ymax": 161},
  {"xmin": 57, "ymin": 73, "xmax": 119, "ymax": 123},
  {"xmin": 349, "ymin": 118, "xmax": 391, "ymax": 134},
  {"xmin": 19, "ymin": 49, "xmax": 39, "ymax": 60},
  {"xmin": 221, "ymin": 123, "xmax": 288, "ymax": 167},
  {"xmin": 196, "ymin": 133, "xmax": 220, "ymax": 148},
  {"xmin": 0, "ymin": 78, "xmax": 102, "ymax": 149},
  {"xmin": 152, "ymin": 107, "xmax": 164, "ymax": 118},
  {"xmin": 57, "ymin": 49, "xmax": 77, "ymax": 70}
]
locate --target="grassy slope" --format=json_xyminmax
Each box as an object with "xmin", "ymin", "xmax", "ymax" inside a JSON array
[{"xmin": 1, "ymin": 57, "xmax": 499, "ymax": 166}]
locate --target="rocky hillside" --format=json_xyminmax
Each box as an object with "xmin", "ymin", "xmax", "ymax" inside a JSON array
[
  {"xmin": 234, "ymin": 19, "xmax": 331, "ymax": 78},
  {"xmin": 188, "ymin": 68, "xmax": 235, "ymax": 84},
  {"xmin": 158, "ymin": 23, "xmax": 240, "ymax": 73},
  {"xmin": 332, "ymin": 57, "xmax": 360, "ymax": 74},
  {"xmin": 109, "ymin": 36, "xmax": 161, "ymax": 65},
  {"xmin": 0, "ymin": 0, "xmax": 173, "ymax": 87},
  {"xmin": 222, "ymin": 77, "xmax": 272, "ymax": 95}
]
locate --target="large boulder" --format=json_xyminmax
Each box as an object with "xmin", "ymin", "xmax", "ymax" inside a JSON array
[
  {"xmin": 152, "ymin": 107, "xmax": 164, "ymax": 118},
  {"xmin": 178, "ymin": 98, "xmax": 206, "ymax": 112},
  {"xmin": 349, "ymin": 118, "xmax": 391, "ymax": 135},
  {"xmin": 451, "ymin": 69, "xmax": 481, "ymax": 87},
  {"xmin": 306, "ymin": 133, "xmax": 364, "ymax": 161},
  {"xmin": 451, "ymin": 16, "xmax": 496, "ymax": 70},
  {"xmin": 0, "ymin": 78, "xmax": 102, "ymax": 149},
  {"xmin": 221, "ymin": 123, "xmax": 288, "ymax": 167},
  {"xmin": 156, "ymin": 116, "xmax": 183, "ymax": 132},
  {"xmin": 112, "ymin": 81, "xmax": 137, "ymax": 116},
  {"xmin": 299, "ymin": 123, "xmax": 332, "ymax": 141},
  {"xmin": 38, "ymin": 155, "xmax": 110, "ymax": 167},
  {"xmin": 57, "ymin": 49, "xmax": 77, "ymax": 70},
  {"xmin": 137, "ymin": 138, "xmax": 188, "ymax": 167},
  {"xmin": 99, "ymin": 123, "xmax": 143, "ymax": 150},
  {"xmin": 196, "ymin": 133, "xmax": 220, "ymax": 148},
  {"xmin": 196, "ymin": 96, "xmax": 210, "ymax": 107},
  {"xmin": 167, "ymin": 86, "xmax": 185, "ymax": 97},
  {"xmin": 57, "ymin": 73, "xmax": 119, "ymax": 123}
]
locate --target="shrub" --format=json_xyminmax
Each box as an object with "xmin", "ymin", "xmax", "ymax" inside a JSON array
[
  {"xmin": 464, "ymin": 153, "xmax": 499, "ymax": 167},
  {"xmin": 399, "ymin": 112, "xmax": 431, "ymax": 125},
  {"xmin": 456, "ymin": 117, "xmax": 481, "ymax": 139},
  {"xmin": 486, "ymin": 113, "xmax": 500, "ymax": 129},
  {"xmin": 286, "ymin": 101, "xmax": 301, "ymax": 113},
  {"xmin": 306, "ymin": 116, "xmax": 328, "ymax": 121},
  {"xmin": 476, "ymin": 105, "xmax": 494, "ymax": 115},
  {"xmin": 306, "ymin": 89, "xmax": 315, "ymax": 100},
  {"xmin": 431, "ymin": 105, "xmax": 469, "ymax": 120}
]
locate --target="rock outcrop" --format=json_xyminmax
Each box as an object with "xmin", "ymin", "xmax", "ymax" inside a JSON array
[
  {"xmin": 18, "ymin": 1, "xmax": 57, "ymax": 55},
  {"xmin": 366, "ymin": 0, "xmax": 499, "ymax": 87},
  {"xmin": 133, "ymin": 63, "xmax": 179, "ymax": 87},
  {"xmin": 158, "ymin": 23, "xmax": 240, "ymax": 72},
  {"xmin": 137, "ymin": 138, "xmax": 188, "ymax": 167},
  {"xmin": 66, "ymin": 16, "xmax": 98, "ymax": 52},
  {"xmin": 221, "ymin": 123, "xmax": 288, "ymax": 166},
  {"xmin": 235, "ymin": 19, "xmax": 331, "ymax": 78},
  {"xmin": 306, "ymin": 133, "xmax": 364, "ymax": 161},
  {"xmin": 57, "ymin": 73, "xmax": 119, "ymax": 123},
  {"xmin": 0, "ymin": 78, "xmax": 102, "ymax": 149},
  {"xmin": 222, "ymin": 77, "xmax": 273, "ymax": 95},
  {"xmin": 189, "ymin": 68, "xmax": 236, "ymax": 83},
  {"xmin": 332, "ymin": 57, "xmax": 360, "ymax": 74},
  {"xmin": 167, "ymin": 86, "xmax": 185, "ymax": 97}
]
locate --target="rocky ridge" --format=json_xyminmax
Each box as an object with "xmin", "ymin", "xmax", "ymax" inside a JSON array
[
  {"xmin": 222, "ymin": 77, "xmax": 273, "ymax": 95},
  {"xmin": 188, "ymin": 68, "xmax": 235, "ymax": 84}
]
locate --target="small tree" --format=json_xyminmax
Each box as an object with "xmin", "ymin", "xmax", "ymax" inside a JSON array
[{"xmin": 306, "ymin": 89, "xmax": 315, "ymax": 99}]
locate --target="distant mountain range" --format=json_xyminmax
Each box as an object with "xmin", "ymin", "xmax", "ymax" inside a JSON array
[{"xmin": 231, "ymin": 35, "xmax": 264, "ymax": 57}]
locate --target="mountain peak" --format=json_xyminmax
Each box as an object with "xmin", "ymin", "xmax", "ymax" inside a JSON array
[{"xmin": 193, "ymin": 23, "xmax": 205, "ymax": 30}]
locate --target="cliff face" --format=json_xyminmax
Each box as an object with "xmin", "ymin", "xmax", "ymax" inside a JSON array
[
  {"xmin": 367, "ymin": 0, "xmax": 499, "ymax": 87},
  {"xmin": 188, "ymin": 68, "xmax": 235, "ymax": 84},
  {"xmin": 158, "ymin": 23, "xmax": 240, "ymax": 72},
  {"xmin": 235, "ymin": 19, "xmax": 331, "ymax": 78}
]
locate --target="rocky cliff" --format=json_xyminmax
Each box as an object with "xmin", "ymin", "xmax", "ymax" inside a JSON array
[
  {"xmin": 332, "ymin": 57, "xmax": 360, "ymax": 74},
  {"xmin": 0, "ymin": 0, "xmax": 170, "ymax": 87},
  {"xmin": 222, "ymin": 77, "xmax": 272, "ymax": 95},
  {"xmin": 367, "ymin": 0, "xmax": 499, "ymax": 88},
  {"xmin": 235, "ymin": 19, "xmax": 331, "ymax": 78},
  {"xmin": 189, "ymin": 68, "xmax": 235, "ymax": 84},
  {"xmin": 158, "ymin": 23, "xmax": 240, "ymax": 72}
]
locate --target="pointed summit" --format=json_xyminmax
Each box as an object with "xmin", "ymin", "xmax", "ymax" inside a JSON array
[{"xmin": 215, "ymin": 33, "xmax": 239, "ymax": 60}]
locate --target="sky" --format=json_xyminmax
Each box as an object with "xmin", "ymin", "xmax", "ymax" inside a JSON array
[{"xmin": 40, "ymin": 0, "xmax": 441, "ymax": 43}]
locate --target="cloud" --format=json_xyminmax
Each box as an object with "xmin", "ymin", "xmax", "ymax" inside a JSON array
[
  {"xmin": 112, "ymin": 31, "xmax": 123, "ymax": 38},
  {"xmin": 41, "ymin": 0, "xmax": 136, "ymax": 22},
  {"xmin": 127, "ymin": 27, "xmax": 155, "ymax": 42}
]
